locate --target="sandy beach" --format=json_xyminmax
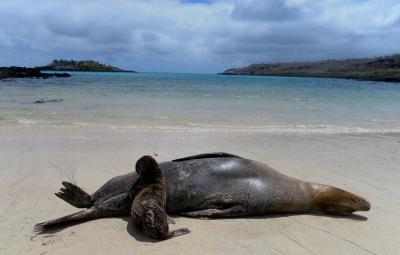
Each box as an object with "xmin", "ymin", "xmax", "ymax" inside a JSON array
[{"xmin": 1, "ymin": 128, "xmax": 399, "ymax": 255}]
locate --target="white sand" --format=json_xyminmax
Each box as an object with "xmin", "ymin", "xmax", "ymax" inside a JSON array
[{"xmin": 0, "ymin": 128, "xmax": 399, "ymax": 254}]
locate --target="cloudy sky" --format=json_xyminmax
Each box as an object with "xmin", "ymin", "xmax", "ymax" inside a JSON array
[{"xmin": 1, "ymin": 0, "xmax": 399, "ymax": 73}]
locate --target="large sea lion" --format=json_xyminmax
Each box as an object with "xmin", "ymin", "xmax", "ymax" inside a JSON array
[
  {"xmin": 131, "ymin": 155, "xmax": 190, "ymax": 239},
  {"xmin": 35, "ymin": 153, "xmax": 370, "ymax": 231}
]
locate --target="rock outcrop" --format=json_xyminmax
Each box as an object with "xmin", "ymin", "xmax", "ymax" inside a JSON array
[{"xmin": 0, "ymin": 67, "xmax": 70, "ymax": 80}]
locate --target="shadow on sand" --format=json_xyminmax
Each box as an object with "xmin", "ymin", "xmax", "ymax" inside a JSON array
[
  {"xmin": 122, "ymin": 217, "xmax": 160, "ymax": 243},
  {"xmin": 242, "ymin": 212, "xmax": 368, "ymax": 222},
  {"xmin": 33, "ymin": 212, "xmax": 367, "ymax": 242},
  {"xmin": 33, "ymin": 216, "xmax": 162, "ymax": 243}
]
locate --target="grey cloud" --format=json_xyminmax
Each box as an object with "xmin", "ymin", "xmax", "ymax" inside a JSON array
[
  {"xmin": 231, "ymin": 0, "xmax": 303, "ymax": 22},
  {"xmin": 141, "ymin": 32, "xmax": 160, "ymax": 42},
  {"xmin": 0, "ymin": 0, "xmax": 399, "ymax": 73}
]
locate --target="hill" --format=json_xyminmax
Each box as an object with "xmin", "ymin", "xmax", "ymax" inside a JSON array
[{"xmin": 221, "ymin": 54, "xmax": 400, "ymax": 82}]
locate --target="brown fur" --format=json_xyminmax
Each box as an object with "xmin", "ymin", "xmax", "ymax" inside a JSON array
[
  {"xmin": 131, "ymin": 155, "xmax": 190, "ymax": 240},
  {"xmin": 307, "ymin": 183, "xmax": 371, "ymax": 215}
]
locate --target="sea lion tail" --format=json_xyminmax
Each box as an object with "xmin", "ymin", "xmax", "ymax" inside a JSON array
[{"xmin": 55, "ymin": 181, "xmax": 93, "ymax": 208}]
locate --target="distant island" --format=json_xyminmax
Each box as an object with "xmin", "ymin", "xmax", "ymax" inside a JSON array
[
  {"xmin": 221, "ymin": 54, "xmax": 400, "ymax": 82},
  {"xmin": 1, "ymin": 59, "xmax": 136, "ymax": 80},
  {"xmin": 39, "ymin": 59, "xmax": 136, "ymax": 72}
]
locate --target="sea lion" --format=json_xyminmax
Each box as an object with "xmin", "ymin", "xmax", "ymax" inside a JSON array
[
  {"xmin": 35, "ymin": 152, "xmax": 370, "ymax": 231},
  {"xmin": 131, "ymin": 155, "xmax": 190, "ymax": 239}
]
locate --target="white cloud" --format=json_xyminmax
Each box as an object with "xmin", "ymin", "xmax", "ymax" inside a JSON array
[{"xmin": 0, "ymin": 0, "xmax": 399, "ymax": 72}]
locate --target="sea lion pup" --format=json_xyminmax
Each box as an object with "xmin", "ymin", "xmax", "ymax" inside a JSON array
[{"xmin": 131, "ymin": 155, "xmax": 190, "ymax": 240}]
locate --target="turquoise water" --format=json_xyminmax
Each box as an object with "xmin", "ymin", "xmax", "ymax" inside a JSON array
[{"xmin": 1, "ymin": 72, "xmax": 400, "ymax": 134}]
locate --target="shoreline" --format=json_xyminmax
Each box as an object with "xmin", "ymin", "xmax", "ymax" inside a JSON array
[{"xmin": 2, "ymin": 124, "xmax": 400, "ymax": 136}]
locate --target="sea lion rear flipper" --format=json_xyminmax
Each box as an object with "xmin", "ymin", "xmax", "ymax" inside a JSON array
[
  {"xmin": 34, "ymin": 208, "xmax": 97, "ymax": 232},
  {"xmin": 36, "ymin": 193, "xmax": 131, "ymax": 232},
  {"xmin": 55, "ymin": 181, "xmax": 93, "ymax": 208},
  {"xmin": 172, "ymin": 152, "xmax": 241, "ymax": 162},
  {"xmin": 179, "ymin": 205, "xmax": 246, "ymax": 218}
]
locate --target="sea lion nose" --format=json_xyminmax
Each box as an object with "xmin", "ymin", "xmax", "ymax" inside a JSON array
[
  {"xmin": 361, "ymin": 200, "xmax": 371, "ymax": 211},
  {"xmin": 354, "ymin": 197, "xmax": 370, "ymax": 211}
]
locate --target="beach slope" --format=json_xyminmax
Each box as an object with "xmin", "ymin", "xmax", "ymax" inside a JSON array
[{"xmin": 0, "ymin": 129, "xmax": 399, "ymax": 255}]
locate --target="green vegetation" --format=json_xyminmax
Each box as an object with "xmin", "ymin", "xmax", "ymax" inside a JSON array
[
  {"xmin": 40, "ymin": 59, "xmax": 135, "ymax": 72},
  {"xmin": 221, "ymin": 54, "xmax": 400, "ymax": 82}
]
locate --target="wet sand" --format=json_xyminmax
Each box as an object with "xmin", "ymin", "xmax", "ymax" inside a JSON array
[{"xmin": 0, "ymin": 128, "xmax": 399, "ymax": 254}]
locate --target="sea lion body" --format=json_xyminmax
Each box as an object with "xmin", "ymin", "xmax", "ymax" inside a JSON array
[
  {"xmin": 162, "ymin": 157, "xmax": 310, "ymax": 216},
  {"xmin": 36, "ymin": 153, "xmax": 370, "ymax": 230}
]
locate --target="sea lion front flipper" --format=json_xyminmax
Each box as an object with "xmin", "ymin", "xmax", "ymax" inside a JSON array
[
  {"xmin": 167, "ymin": 216, "xmax": 176, "ymax": 224},
  {"xmin": 55, "ymin": 181, "xmax": 93, "ymax": 208},
  {"xmin": 172, "ymin": 152, "xmax": 241, "ymax": 162},
  {"xmin": 179, "ymin": 205, "xmax": 246, "ymax": 218},
  {"xmin": 168, "ymin": 228, "xmax": 191, "ymax": 239}
]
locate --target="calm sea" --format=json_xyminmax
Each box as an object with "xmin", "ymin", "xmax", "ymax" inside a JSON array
[{"xmin": 1, "ymin": 72, "xmax": 400, "ymax": 134}]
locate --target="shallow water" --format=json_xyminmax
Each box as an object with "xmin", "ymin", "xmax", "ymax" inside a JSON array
[{"xmin": 1, "ymin": 72, "xmax": 400, "ymax": 134}]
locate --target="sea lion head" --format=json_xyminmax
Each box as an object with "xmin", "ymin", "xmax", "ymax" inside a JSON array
[
  {"xmin": 142, "ymin": 207, "xmax": 170, "ymax": 240},
  {"xmin": 135, "ymin": 155, "xmax": 160, "ymax": 183},
  {"xmin": 311, "ymin": 184, "xmax": 371, "ymax": 215}
]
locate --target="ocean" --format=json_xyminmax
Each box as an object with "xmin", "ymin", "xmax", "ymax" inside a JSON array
[{"xmin": 1, "ymin": 72, "xmax": 400, "ymax": 135}]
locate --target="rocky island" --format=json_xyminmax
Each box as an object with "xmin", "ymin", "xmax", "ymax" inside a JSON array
[
  {"xmin": 1, "ymin": 59, "xmax": 136, "ymax": 80},
  {"xmin": 39, "ymin": 59, "xmax": 136, "ymax": 72},
  {"xmin": 221, "ymin": 54, "xmax": 400, "ymax": 82},
  {"xmin": 0, "ymin": 66, "xmax": 70, "ymax": 80}
]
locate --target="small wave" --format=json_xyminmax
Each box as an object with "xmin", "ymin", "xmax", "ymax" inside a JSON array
[
  {"xmin": 11, "ymin": 121, "xmax": 400, "ymax": 135},
  {"xmin": 153, "ymin": 115, "xmax": 169, "ymax": 120},
  {"xmin": 158, "ymin": 124, "xmax": 400, "ymax": 135},
  {"xmin": 17, "ymin": 118, "xmax": 37, "ymax": 125},
  {"xmin": 368, "ymin": 119, "xmax": 397, "ymax": 124}
]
